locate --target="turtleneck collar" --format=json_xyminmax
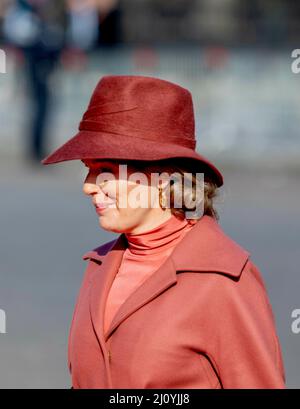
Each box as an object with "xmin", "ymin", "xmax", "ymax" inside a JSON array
[{"xmin": 124, "ymin": 214, "xmax": 195, "ymax": 256}]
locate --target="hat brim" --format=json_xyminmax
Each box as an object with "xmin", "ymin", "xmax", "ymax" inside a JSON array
[{"xmin": 41, "ymin": 130, "xmax": 224, "ymax": 187}]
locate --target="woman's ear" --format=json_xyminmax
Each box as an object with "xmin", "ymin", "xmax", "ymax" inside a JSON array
[
  {"xmin": 157, "ymin": 171, "xmax": 171, "ymax": 190},
  {"xmin": 158, "ymin": 179, "xmax": 170, "ymax": 191}
]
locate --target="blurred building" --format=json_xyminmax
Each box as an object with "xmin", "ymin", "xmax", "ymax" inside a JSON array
[
  {"xmin": 120, "ymin": 0, "xmax": 300, "ymax": 46},
  {"xmin": 1, "ymin": 0, "xmax": 300, "ymax": 48}
]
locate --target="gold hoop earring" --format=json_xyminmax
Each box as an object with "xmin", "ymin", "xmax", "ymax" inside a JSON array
[
  {"xmin": 98, "ymin": 180, "xmax": 105, "ymax": 189},
  {"xmin": 159, "ymin": 186, "xmax": 167, "ymax": 210}
]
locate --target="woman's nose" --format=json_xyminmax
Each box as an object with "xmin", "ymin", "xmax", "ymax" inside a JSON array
[
  {"xmin": 83, "ymin": 182, "xmax": 100, "ymax": 196},
  {"xmin": 83, "ymin": 180, "xmax": 108, "ymax": 197}
]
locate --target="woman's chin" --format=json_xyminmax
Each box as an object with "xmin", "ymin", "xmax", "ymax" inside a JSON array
[{"xmin": 97, "ymin": 215, "xmax": 118, "ymax": 232}]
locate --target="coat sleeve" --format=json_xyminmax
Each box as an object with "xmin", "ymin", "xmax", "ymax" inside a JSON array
[{"xmin": 204, "ymin": 259, "xmax": 286, "ymax": 389}]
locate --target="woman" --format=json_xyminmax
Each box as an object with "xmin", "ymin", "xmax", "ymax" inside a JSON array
[{"xmin": 41, "ymin": 75, "xmax": 286, "ymax": 389}]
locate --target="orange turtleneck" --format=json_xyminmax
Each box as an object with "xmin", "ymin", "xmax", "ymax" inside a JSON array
[{"xmin": 103, "ymin": 214, "xmax": 196, "ymax": 334}]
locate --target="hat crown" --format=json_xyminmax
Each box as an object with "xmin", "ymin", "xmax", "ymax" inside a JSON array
[
  {"xmin": 79, "ymin": 75, "xmax": 195, "ymax": 148},
  {"xmin": 41, "ymin": 74, "xmax": 223, "ymax": 187}
]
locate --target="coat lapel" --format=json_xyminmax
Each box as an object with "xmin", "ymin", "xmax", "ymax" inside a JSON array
[
  {"xmin": 104, "ymin": 255, "xmax": 177, "ymax": 341},
  {"xmin": 83, "ymin": 235, "xmax": 126, "ymax": 348},
  {"xmin": 82, "ymin": 215, "xmax": 251, "ymax": 345}
]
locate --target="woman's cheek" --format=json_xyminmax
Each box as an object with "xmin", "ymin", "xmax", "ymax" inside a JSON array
[{"xmin": 115, "ymin": 181, "xmax": 129, "ymax": 209}]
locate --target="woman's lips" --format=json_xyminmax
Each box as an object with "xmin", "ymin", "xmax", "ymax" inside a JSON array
[{"xmin": 94, "ymin": 202, "xmax": 116, "ymax": 213}]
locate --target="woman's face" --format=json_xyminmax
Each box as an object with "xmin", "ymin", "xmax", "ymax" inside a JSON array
[{"xmin": 82, "ymin": 159, "xmax": 172, "ymax": 234}]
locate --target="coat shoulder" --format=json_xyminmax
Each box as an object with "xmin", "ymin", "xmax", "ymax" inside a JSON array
[
  {"xmin": 172, "ymin": 216, "xmax": 251, "ymax": 280},
  {"xmin": 82, "ymin": 237, "xmax": 119, "ymax": 262}
]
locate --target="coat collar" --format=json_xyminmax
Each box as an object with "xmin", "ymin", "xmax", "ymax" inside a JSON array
[
  {"xmin": 82, "ymin": 215, "xmax": 250, "ymax": 343},
  {"xmin": 82, "ymin": 215, "xmax": 250, "ymax": 278}
]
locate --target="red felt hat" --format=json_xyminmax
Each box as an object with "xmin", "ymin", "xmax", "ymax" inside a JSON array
[{"xmin": 41, "ymin": 75, "xmax": 224, "ymax": 187}]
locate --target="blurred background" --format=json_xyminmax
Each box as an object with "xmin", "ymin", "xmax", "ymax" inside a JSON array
[{"xmin": 0, "ymin": 0, "xmax": 299, "ymax": 388}]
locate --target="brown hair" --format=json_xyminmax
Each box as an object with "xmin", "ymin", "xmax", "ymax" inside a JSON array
[{"xmin": 126, "ymin": 158, "xmax": 220, "ymax": 222}]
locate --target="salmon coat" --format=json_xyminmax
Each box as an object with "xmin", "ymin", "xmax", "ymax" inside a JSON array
[{"xmin": 68, "ymin": 215, "xmax": 286, "ymax": 389}]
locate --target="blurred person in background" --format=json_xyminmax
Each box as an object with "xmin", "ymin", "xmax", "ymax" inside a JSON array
[
  {"xmin": 66, "ymin": 0, "xmax": 100, "ymax": 53},
  {"xmin": 1, "ymin": 0, "xmax": 121, "ymax": 165},
  {"xmin": 97, "ymin": 0, "xmax": 121, "ymax": 46},
  {"xmin": 2, "ymin": 0, "xmax": 68, "ymax": 164},
  {"xmin": 66, "ymin": 0, "xmax": 120, "ymax": 51}
]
